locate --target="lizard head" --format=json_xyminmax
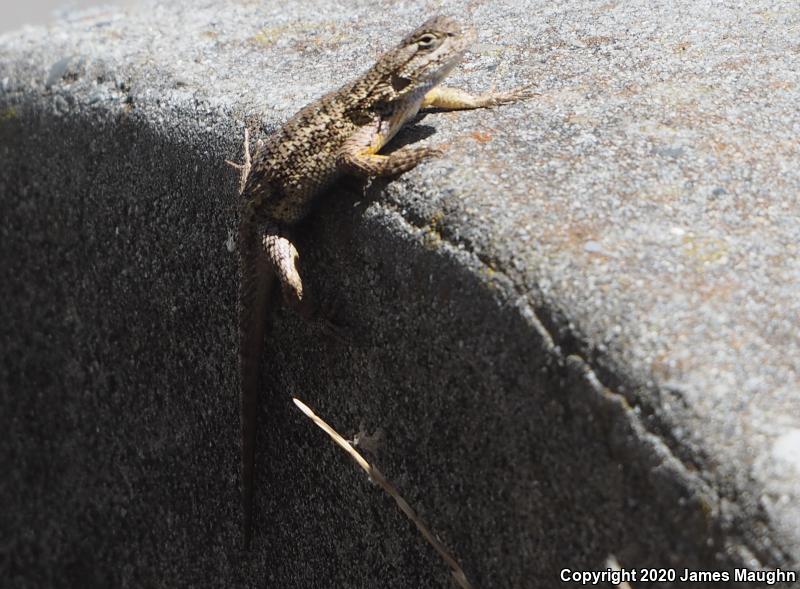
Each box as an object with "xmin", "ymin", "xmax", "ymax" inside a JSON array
[{"xmin": 372, "ymin": 16, "xmax": 476, "ymax": 101}]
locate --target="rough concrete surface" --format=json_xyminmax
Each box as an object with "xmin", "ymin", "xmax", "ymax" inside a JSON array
[{"xmin": 1, "ymin": 0, "xmax": 799, "ymax": 587}]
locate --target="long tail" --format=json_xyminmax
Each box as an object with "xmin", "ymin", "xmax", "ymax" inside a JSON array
[{"xmin": 238, "ymin": 209, "xmax": 273, "ymax": 548}]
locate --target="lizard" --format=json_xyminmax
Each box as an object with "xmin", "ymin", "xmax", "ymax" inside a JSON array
[{"xmin": 228, "ymin": 14, "xmax": 533, "ymax": 548}]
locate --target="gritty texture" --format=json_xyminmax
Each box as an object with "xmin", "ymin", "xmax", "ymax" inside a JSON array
[{"xmin": 1, "ymin": 1, "xmax": 799, "ymax": 588}]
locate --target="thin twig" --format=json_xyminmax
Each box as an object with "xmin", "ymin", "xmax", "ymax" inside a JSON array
[
  {"xmin": 293, "ymin": 397, "xmax": 473, "ymax": 589},
  {"xmin": 225, "ymin": 127, "xmax": 251, "ymax": 195}
]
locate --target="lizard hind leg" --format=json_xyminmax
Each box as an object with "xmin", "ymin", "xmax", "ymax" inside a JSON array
[
  {"xmin": 261, "ymin": 224, "xmax": 347, "ymax": 341},
  {"xmin": 261, "ymin": 225, "xmax": 313, "ymax": 319}
]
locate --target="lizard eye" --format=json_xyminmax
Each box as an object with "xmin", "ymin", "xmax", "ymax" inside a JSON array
[{"xmin": 417, "ymin": 33, "xmax": 438, "ymax": 49}]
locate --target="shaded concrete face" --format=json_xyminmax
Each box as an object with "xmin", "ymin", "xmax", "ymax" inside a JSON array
[
  {"xmin": 0, "ymin": 110, "xmax": 722, "ymax": 586},
  {"xmin": 1, "ymin": 0, "xmax": 799, "ymax": 587},
  {"xmin": 1, "ymin": 111, "xmax": 240, "ymax": 587}
]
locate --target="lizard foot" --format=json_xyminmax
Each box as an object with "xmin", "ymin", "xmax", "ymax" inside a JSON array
[{"xmin": 477, "ymin": 84, "xmax": 539, "ymax": 107}]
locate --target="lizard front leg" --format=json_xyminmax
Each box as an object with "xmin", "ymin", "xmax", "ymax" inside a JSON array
[
  {"xmin": 336, "ymin": 121, "xmax": 444, "ymax": 177},
  {"xmin": 421, "ymin": 85, "xmax": 537, "ymax": 110}
]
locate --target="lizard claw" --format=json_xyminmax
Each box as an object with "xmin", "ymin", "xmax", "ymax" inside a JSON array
[
  {"xmin": 313, "ymin": 293, "xmax": 350, "ymax": 344},
  {"xmin": 481, "ymin": 84, "xmax": 539, "ymax": 107},
  {"xmin": 318, "ymin": 317, "xmax": 349, "ymax": 344}
]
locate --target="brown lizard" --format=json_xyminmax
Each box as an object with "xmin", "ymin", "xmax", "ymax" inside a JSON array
[{"xmin": 228, "ymin": 15, "xmax": 532, "ymax": 548}]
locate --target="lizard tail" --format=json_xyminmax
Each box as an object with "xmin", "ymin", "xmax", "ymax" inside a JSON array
[{"xmin": 238, "ymin": 208, "xmax": 273, "ymax": 549}]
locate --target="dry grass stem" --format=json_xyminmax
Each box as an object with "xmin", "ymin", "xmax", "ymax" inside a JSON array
[
  {"xmin": 606, "ymin": 555, "xmax": 634, "ymax": 589},
  {"xmin": 293, "ymin": 397, "xmax": 473, "ymax": 589}
]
